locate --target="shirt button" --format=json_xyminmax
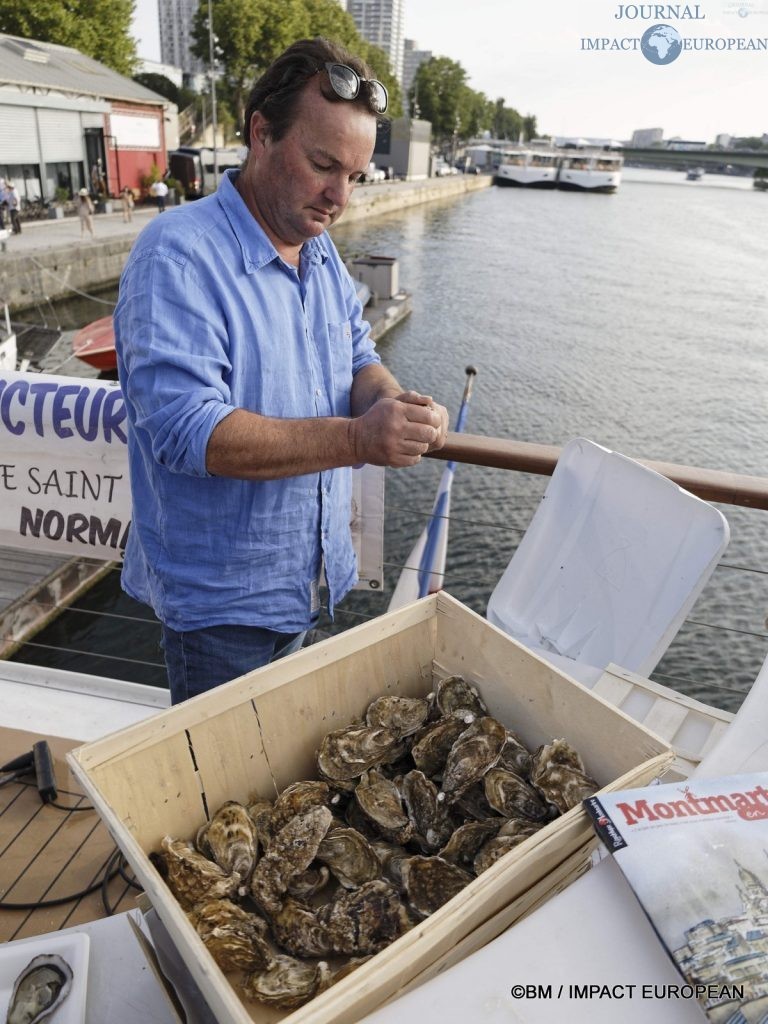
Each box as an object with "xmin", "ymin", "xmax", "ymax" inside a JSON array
[{"xmin": 315, "ymin": 388, "xmax": 322, "ymax": 396}]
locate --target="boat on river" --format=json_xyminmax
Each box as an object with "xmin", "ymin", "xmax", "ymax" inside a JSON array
[{"xmin": 494, "ymin": 147, "xmax": 623, "ymax": 193}]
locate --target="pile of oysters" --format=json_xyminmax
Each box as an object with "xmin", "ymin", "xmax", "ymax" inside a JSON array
[{"xmin": 153, "ymin": 675, "xmax": 599, "ymax": 1011}]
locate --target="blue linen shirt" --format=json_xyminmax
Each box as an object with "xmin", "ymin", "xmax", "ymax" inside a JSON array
[{"xmin": 114, "ymin": 169, "xmax": 381, "ymax": 632}]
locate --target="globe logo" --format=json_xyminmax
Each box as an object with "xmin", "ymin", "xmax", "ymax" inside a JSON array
[{"xmin": 641, "ymin": 24, "xmax": 683, "ymax": 65}]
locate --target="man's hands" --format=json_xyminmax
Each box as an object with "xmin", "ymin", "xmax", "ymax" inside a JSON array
[{"xmin": 349, "ymin": 390, "xmax": 450, "ymax": 467}]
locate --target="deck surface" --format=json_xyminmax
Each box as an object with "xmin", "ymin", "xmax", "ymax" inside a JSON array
[{"xmin": 0, "ymin": 726, "xmax": 138, "ymax": 941}]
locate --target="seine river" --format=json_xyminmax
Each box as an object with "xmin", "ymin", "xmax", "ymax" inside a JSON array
[{"xmin": 16, "ymin": 167, "xmax": 768, "ymax": 712}]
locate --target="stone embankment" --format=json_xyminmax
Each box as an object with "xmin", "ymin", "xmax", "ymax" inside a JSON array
[{"xmin": 0, "ymin": 175, "xmax": 492, "ymax": 315}]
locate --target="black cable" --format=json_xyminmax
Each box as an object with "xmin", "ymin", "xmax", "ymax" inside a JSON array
[
  {"xmin": 49, "ymin": 800, "xmax": 95, "ymax": 812},
  {"xmin": 101, "ymin": 848, "xmax": 123, "ymax": 916},
  {"xmin": 0, "ymin": 857, "xmax": 121, "ymax": 910}
]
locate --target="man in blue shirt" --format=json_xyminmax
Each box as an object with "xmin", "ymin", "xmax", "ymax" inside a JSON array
[{"xmin": 115, "ymin": 38, "xmax": 448, "ymax": 703}]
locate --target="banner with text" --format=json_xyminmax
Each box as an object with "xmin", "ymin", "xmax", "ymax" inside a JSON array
[{"xmin": 0, "ymin": 371, "xmax": 383, "ymax": 587}]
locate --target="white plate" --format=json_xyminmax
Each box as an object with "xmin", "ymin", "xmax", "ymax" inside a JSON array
[{"xmin": 0, "ymin": 931, "xmax": 90, "ymax": 1024}]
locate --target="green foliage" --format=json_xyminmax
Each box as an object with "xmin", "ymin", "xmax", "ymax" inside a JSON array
[
  {"xmin": 54, "ymin": 185, "xmax": 70, "ymax": 204},
  {"xmin": 410, "ymin": 57, "xmax": 467, "ymax": 142},
  {"xmin": 0, "ymin": 0, "xmax": 138, "ymax": 75},
  {"xmin": 133, "ymin": 72, "xmax": 195, "ymax": 109}
]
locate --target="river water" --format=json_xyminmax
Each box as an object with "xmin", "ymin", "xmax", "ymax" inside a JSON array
[{"xmin": 14, "ymin": 168, "xmax": 768, "ymax": 711}]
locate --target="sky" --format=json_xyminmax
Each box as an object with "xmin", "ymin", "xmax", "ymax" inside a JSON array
[{"xmin": 130, "ymin": 0, "xmax": 768, "ymax": 142}]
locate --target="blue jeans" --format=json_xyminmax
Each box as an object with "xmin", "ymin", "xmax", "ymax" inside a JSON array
[{"xmin": 161, "ymin": 623, "xmax": 307, "ymax": 705}]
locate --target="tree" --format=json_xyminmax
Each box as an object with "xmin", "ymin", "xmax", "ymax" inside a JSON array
[
  {"xmin": 410, "ymin": 57, "xmax": 468, "ymax": 144},
  {"xmin": 0, "ymin": 0, "xmax": 137, "ymax": 75},
  {"xmin": 133, "ymin": 73, "xmax": 195, "ymax": 110}
]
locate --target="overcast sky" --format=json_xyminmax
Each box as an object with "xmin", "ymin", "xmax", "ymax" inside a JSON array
[{"xmin": 131, "ymin": 0, "xmax": 767, "ymax": 142}]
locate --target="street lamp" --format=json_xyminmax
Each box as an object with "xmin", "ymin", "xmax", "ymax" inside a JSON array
[{"xmin": 207, "ymin": 0, "xmax": 219, "ymax": 187}]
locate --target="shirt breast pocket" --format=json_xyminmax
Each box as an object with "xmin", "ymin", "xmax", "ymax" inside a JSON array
[{"xmin": 328, "ymin": 320, "xmax": 354, "ymax": 415}]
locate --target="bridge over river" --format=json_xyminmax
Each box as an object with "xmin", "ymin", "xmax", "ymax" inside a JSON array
[{"xmin": 620, "ymin": 147, "xmax": 768, "ymax": 172}]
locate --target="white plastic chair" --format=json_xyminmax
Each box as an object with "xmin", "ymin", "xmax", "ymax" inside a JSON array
[
  {"xmin": 487, "ymin": 437, "xmax": 730, "ymax": 683},
  {"xmin": 693, "ymin": 649, "xmax": 768, "ymax": 778}
]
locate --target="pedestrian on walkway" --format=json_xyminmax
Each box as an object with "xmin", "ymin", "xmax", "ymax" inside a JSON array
[
  {"xmin": 121, "ymin": 187, "xmax": 135, "ymax": 223},
  {"xmin": 150, "ymin": 179, "xmax": 168, "ymax": 213},
  {"xmin": 77, "ymin": 187, "xmax": 95, "ymax": 238},
  {"xmin": 0, "ymin": 178, "xmax": 7, "ymax": 229},
  {"xmin": 6, "ymin": 182, "xmax": 21, "ymax": 234}
]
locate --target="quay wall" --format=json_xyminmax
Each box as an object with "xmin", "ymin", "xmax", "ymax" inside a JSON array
[{"xmin": 2, "ymin": 174, "xmax": 492, "ymax": 315}]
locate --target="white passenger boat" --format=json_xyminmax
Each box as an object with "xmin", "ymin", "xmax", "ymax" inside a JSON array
[
  {"xmin": 493, "ymin": 147, "xmax": 560, "ymax": 188},
  {"xmin": 556, "ymin": 150, "xmax": 623, "ymax": 193}
]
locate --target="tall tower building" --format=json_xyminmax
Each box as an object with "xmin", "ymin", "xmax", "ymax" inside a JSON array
[
  {"xmin": 402, "ymin": 39, "xmax": 432, "ymax": 113},
  {"xmin": 159, "ymin": 0, "xmax": 205, "ymax": 77},
  {"xmin": 346, "ymin": 0, "xmax": 405, "ymax": 85}
]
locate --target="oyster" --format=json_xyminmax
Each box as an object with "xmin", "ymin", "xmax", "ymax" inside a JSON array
[
  {"xmin": 286, "ymin": 865, "xmax": 331, "ymax": 900},
  {"xmin": 249, "ymin": 806, "xmax": 333, "ymax": 915},
  {"xmin": 6, "ymin": 955, "xmax": 73, "ymax": 1024},
  {"xmin": 369, "ymin": 839, "xmax": 412, "ymax": 890},
  {"xmin": 270, "ymin": 897, "xmax": 332, "ymax": 958},
  {"xmin": 245, "ymin": 795, "xmax": 274, "ymax": 847},
  {"xmin": 317, "ymin": 724, "xmax": 404, "ymax": 782},
  {"xmin": 187, "ymin": 899, "xmax": 273, "ymax": 972},
  {"xmin": 530, "ymin": 739, "xmax": 599, "ymax": 813},
  {"xmin": 433, "ymin": 675, "xmax": 488, "ymax": 722},
  {"xmin": 318, "ymin": 879, "xmax": 410, "ymax": 955},
  {"xmin": 410, "ymin": 716, "xmax": 466, "ymax": 778},
  {"xmin": 331, "ymin": 956, "xmax": 373, "ymax": 985},
  {"xmin": 498, "ymin": 731, "xmax": 533, "ymax": 779},
  {"xmin": 401, "ymin": 855, "xmax": 473, "ymax": 919},
  {"xmin": 365, "ymin": 695, "xmax": 429, "ymax": 737},
  {"xmin": 316, "ymin": 826, "xmax": 382, "ymax": 889},
  {"xmin": 354, "ymin": 769, "xmax": 412, "ymax": 844},
  {"xmin": 474, "ymin": 827, "xmax": 541, "ymax": 875},
  {"xmin": 454, "ymin": 782, "xmax": 497, "ymax": 821},
  {"xmin": 270, "ymin": 780, "xmax": 331, "ymax": 834},
  {"xmin": 400, "ymin": 770, "xmax": 453, "ymax": 851},
  {"xmin": 241, "ymin": 954, "xmax": 332, "ymax": 1010},
  {"xmin": 159, "ymin": 836, "xmax": 240, "ymax": 909},
  {"xmin": 196, "ymin": 800, "xmax": 258, "ymax": 882},
  {"xmin": 438, "ymin": 717, "xmax": 507, "ymax": 803},
  {"xmin": 497, "ymin": 817, "xmax": 545, "ymax": 840},
  {"xmin": 438, "ymin": 819, "xmax": 501, "ymax": 868},
  {"xmin": 483, "ymin": 767, "xmax": 551, "ymax": 821}
]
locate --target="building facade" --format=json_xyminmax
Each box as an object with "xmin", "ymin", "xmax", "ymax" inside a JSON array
[
  {"xmin": 158, "ymin": 0, "xmax": 205, "ymax": 77},
  {"xmin": 630, "ymin": 127, "xmax": 664, "ymax": 147},
  {"xmin": 402, "ymin": 39, "xmax": 432, "ymax": 114},
  {"xmin": 0, "ymin": 35, "xmax": 173, "ymax": 201},
  {"xmin": 346, "ymin": 0, "xmax": 405, "ymax": 84}
]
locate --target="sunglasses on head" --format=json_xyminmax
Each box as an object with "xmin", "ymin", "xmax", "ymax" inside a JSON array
[{"xmin": 320, "ymin": 62, "xmax": 388, "ymax": 114}]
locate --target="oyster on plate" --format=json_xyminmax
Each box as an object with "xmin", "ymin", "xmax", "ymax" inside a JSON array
[
  {"xmin": 365, "ymin": 695, "xmax": 429, "ymax": 738},
  {"xmin": 269, "ymin": 897, "xmax": 332, "ymax": 958},
  {"xmin": 241, "ymin": 954, "xmax": 332, "ymax": 1010},
  {"xmin": 316, "ymin": 826, "xmax": 382, "ymax": 889},
  {"xmin": 400, "ymin": 769, "xmax": 453, "ymax": 851},
  {"xmin": 401, "ymin": 855, "xmax": 473, "ymax": 919},
  {"xmin": 530, "ymin": 739, "xmax": 599, "ymax": 813},
  {"xmin": 432, "ymin": 675, "xmax": 488, "ymax": 722},
  {"xmin": 317, "ymin": 879, "xmax": 411, "ymax": 955},
  {"xmin": 438, "ymin": 819, "xmax": 501, "ymax": 869},
  {"xmin": 368, "ymin": 839, "xmax": 412, "ymax": 890},
  {"xmin": 354, "ymin": 769, "xmax": 413, "ymax": 844},
  {"xmin": 453, "ymin": 781, "xmax": 497, "ymax": 821},
  {"xmin": 317, "ymin": 724, "xmax": 404, "ymax": 783},
  {"xmin": 270, "ymin": 780, "xmax": 331, "ymax": 834},
  {"xmin": 409, "ymin": 716, "xmax": 466, "ymax": 779},
  {"xmin": 158, "ymin": 836, "xmax": 240, "ymax": 909},
  {"xmin": 438, "ymin": 717, "xmax": 507, "ymax": 803},
  {"xmin": 6, "ymin": 954, "xmax": 73, "ymax": 1024},
  {"xmin": 483, "ymin": 767, "xmax": 551, "ymax": 821},
  {"xmin": 196, "ymin": 800, "xmax": 258, "ymax": 882},
  {"xmin": 187, "ymin": 898, "xmax": 273, "ymax": 972},
  {"xmin": 249, "ymin": 806, "xmax": 333, "ymax": 915}
]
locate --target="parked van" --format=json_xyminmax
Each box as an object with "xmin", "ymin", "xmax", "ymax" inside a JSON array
[{"xmin": 168, "ymin": 147, "xmax": 244, "ymax": 199}]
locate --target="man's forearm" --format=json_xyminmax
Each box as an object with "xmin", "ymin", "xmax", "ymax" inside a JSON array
[
  {"xmin": 206, "ymin": 409, "xmax": 357, "ymax": 480},
  {"xmin": 350, "ymin": 363, "xmax": 402, "ymax": 416}
]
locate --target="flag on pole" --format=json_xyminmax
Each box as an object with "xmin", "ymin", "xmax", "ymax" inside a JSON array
[{"xmin": 388, "ymin": 367, "xmax": 477, "ymax": 611}]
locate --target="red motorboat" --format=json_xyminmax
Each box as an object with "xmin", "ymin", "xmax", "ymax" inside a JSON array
[{"xmin": 72, "ymin": 315, "xmax": 116, "ymax": 371}]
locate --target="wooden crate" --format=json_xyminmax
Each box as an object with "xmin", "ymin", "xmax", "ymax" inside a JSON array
[{"xmin": 68, "ymin": 593, "xmax": 673, "ymax": 1024}]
